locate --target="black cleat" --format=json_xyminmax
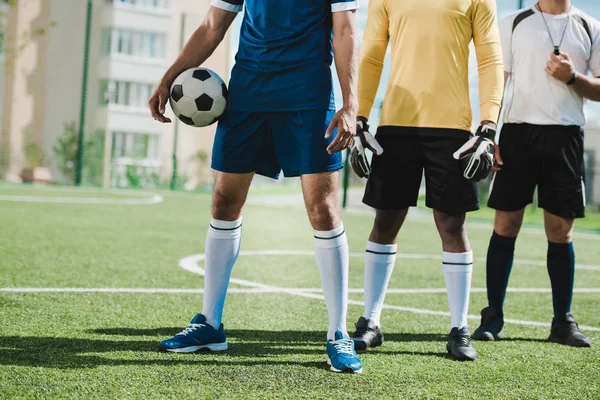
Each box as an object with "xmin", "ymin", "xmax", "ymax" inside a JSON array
[
  {"xmin": 447, "ymin": 326, "xmax": 477, "ymax": 361},
  {"xmin": 351, "ymin": 317, "xmax": 384, "ymax": 350},
  {"xmin": 548, "ymin": 313, "xmax": 591, "ymax": 348},
  {"xmin": 473, "ymin": 306, "xmax": 504, "ymax": 341}
]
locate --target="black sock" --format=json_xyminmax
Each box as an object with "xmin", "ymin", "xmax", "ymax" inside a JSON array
[
  {"xmin": 486, "ymin": 231, "xmax": 516, "ymax": 316},
  {"xmin": 547, "ymin": 241, "xmax": 575, "ymax": 320}
]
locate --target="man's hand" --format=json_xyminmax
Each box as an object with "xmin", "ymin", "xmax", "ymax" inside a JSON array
[
  {"xmin": 149, "ymin": 84, "xmax": 172, "ymax": 123},
  {"xmin": 326, "ymin": 107, "xmax": 356, "ymax": 154},
  {"xmin": 349, "ymin": 117, "xmax": 383, "ymax": 178},
  {"xmin": 479, "ymin": 121, "xmax": 503, "ymax": 171},
  {"xmin": 545, "ymin": 52, "xmax": 576, "ymax": 84},
  {"xmin": 453, "ymin": 122, "xmax": 497, "ymax": 182}
]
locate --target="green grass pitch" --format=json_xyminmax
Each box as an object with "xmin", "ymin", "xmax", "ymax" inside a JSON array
[{"xmin": 1, "ymin": 184, "xmax": 599, "ymax": 399}]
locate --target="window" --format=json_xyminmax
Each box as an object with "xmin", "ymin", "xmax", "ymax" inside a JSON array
[
  {"xmin": 111, "ymin": 130, "xmax": 161, "ymax": 188},
  {"xmin": 114, "ymin": 0, "xmax": 170, "ymax": 9},
  {"xmin": 101, "ymin": 28, "xmax": 166, "ymax": 59},
  {"xmin": 99, "ymin": 80, "xmax": 155, "ymax": 107},
  {"xmin": 112, "ymin": 132, "xmax": 159, "ymax": 160}
]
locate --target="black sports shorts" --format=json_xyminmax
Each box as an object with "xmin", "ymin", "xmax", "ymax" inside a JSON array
[
  {"xmin": 488, "ymin": 123, "xmax": 585, "ymax": 219},
  {"xmin": 363, "ymin": 127, "xmax": 479, "ymax": 215}
]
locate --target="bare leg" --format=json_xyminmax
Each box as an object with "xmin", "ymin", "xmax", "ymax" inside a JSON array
[
  {"xmin": 211, "ymin": 171, "xmax": 254, "ymax": 220},
  {"xmin": 433, "ymin": 210, "xmax": 470, "ymax": 253}
]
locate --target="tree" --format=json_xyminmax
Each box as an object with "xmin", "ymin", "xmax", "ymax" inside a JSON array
[{"xmin": 0, "ymin": 0, "xmax": 56, "ymax": 68}]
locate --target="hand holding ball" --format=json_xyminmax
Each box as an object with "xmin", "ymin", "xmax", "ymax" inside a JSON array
[{"xmin": 169, "ymin": 68, "xmax": 228, "ymax": 127}]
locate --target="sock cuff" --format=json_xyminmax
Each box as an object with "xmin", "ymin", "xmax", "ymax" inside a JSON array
[
  {"xmin": 366, "ymin": 241, "xmax": 397, "ymax": 263},
  {"xmin": 208, "ymin": 217, "xmax": 243, "ymax": 239},
  {"xmin": 548, "ymin": 241, "xmax": 574, "ymax": 257},
  {"xmin": 314, "ymin": 224, "xmax": 347, "ymax": 249},
  {"xmin": 442, "ymin": 251, "xmax": 473, "ymax": 272},
  {"xmin": 491, "ymin": 231, "xmax": 517, "ymax": 249},
  {"xmin": 366, "ymin": 241, "xmax": 397, "ymax": 254}
]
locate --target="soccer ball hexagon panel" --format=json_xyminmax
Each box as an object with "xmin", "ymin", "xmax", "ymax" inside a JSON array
[{"xmin": 169, "ymin": 67, "xmax": 228, "ymax": 127}]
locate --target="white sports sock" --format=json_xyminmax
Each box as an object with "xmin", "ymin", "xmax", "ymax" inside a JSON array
[
  {"xmin": 201, "ymin": 217, "xmax": 242, "ymax": 329},
  {"xmin": 314, "ymin": 224, "xmax": 349, "ymax": 341},
  {"xmin": 363, "ymin": 241, "xmax": 397, "ymax": 326},
  {"xmin": 442, "ymin": 251, "xmax": 473, "ymax": 329}
]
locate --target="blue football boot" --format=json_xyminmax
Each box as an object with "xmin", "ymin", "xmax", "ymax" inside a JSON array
[
  {"xmin": 159, "ymin": 314, "xmax": 228, "ymax": 353},
  {"xmin": 326, "ymin": 331, "xmax": 363, "ymax": 373}
]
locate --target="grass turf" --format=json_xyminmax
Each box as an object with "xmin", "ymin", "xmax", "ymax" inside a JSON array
[{"xmin": 1, "ymin": 184, "xmax": 599, "ymax": 399}]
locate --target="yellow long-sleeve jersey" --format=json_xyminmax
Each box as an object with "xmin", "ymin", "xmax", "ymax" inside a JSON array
[{"xmin": 358, "ymin": 0, "xmax": 504, "ymax": 132}]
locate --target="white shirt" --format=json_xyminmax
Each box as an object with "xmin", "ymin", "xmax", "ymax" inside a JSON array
[{"xmin": 501, "ymin": 6, "xmax": 600, "ymax": 126}]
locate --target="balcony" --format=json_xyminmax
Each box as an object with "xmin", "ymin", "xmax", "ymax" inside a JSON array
[
  {"xmin": 96, "ymin": 104, "xmax": 163, "ymax": 135},
  {"xmin": 105, "ymin": 0, "xmax": 171, "ymax": 15},
  {"xmin": 103, "ymin": 0, "xmax": 172, "ymax": 33}
]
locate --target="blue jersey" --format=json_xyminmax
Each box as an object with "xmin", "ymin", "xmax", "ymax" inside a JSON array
[{"xmin": 211, "ymin": 0, "xmax": 358, "ymax": 112}]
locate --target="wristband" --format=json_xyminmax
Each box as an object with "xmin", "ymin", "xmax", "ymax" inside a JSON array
[{"xmin": 566, "ymin": 72, "xmax": 578, "ymax": 86}]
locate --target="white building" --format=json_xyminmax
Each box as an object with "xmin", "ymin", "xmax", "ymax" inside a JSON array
[{"xmin": 0, "ymin": 0, "xmax": 230, "ymax": 187}]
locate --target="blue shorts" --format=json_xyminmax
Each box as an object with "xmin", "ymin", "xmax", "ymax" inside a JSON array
[{"xmin": 211, "ymin": 109, "xmax": 343, "ymax": 179}]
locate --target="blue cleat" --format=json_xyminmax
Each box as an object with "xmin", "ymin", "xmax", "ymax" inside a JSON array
[
  {"xmin": 326, "ymin": 331, "xmax": 363, "ymax": 373},
  {"xmin": 159, "ymin": 314, "xmax": 228, "ymax": 353}
]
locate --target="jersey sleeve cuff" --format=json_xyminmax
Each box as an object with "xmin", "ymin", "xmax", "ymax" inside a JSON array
[
  {"xmin": 211, "ymin": 0, "xmax": 243, "ymax": 12},
  {"xmin": 331, "ymin": 1, "xmax": 359, "ymax": 13},
  {"xmin": 481, "ymin": 104, "xmax": 501, "ymax": 125},
  {"xmin": 358, "ymin": 101, "xmax": 373, "ymax": 121}
]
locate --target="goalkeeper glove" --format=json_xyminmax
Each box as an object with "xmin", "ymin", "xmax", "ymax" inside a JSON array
[
  {"xmin": 453, "ymin": 123, "xmax": 497, "ymax": 182},
  {"xmin": 350, "ymin": 117, "xmax": 384, "ymax": 178}
]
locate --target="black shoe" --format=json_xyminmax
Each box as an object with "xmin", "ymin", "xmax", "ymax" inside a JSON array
[
  {"xmin": 351, "ymin": 317, "xmax": 384, "ymax": 351},
  {"xmin": 548, "ymin": 313, "xmax": 591, "ymax": 348},
  {"xmin": 472, "ymin": 306, "xmax": 505, "ymax": 341},
  {"xmin": 447, "ymin": 327, "xmax": 477, "ymax": 361}
]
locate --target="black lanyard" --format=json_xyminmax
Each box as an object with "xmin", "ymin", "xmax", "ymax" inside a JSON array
[{"xmin": 537, "ymin": 2, "xmax": 571, "ymax": 55}]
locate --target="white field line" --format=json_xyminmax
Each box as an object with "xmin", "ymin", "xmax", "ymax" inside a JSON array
[
  {"xmin": 3, "ymin": 287, "xmax": 600, "ymax": 294},
  {"xmin": 0, "ymin": 287, "xmax": 279, "ymax": 294},
  {"xmin": 217, "ymin": 249, "xmax": 600, "ymax": 271},
  {"xmin": 178, "ymin": 251, "xmax": 600, "ymax": 332},
  {"xmin": 0, "ymin": 191, "xmax": 163, "ymax": 205}
]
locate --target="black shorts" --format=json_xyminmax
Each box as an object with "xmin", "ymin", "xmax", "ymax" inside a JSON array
[
  {"xmin": 363, "ymin": 127, "xmax": 479, "ymax": 215},
  {"xmin": 488, "ymin": 123, "xmax": 585, "ymax": 219}
]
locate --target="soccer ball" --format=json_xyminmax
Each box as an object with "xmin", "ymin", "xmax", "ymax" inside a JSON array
[{"xmin": 169, "ymin": 67, "xmax": 228, "ymax": 127}]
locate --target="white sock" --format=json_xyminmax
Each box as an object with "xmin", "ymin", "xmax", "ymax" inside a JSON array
[
  {"xmin": 314, "ymin": 224, "xmax": 349, "ymax": 341},
  {"xmin": 442, "ymin": 251, "xmax": 473, "ymax": 329},
  {"xmin": 201, "ymin": 217, "xmax": 242, "ymax": 329},
  {"xmin": 363, "ymin": 241, "xmax": 397, "ymax": 326}
]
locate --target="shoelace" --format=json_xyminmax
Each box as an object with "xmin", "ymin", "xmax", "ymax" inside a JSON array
[
  {"xmin": 331, "ymin": 338, "xmax": 355, "ymax": 355},
  {"xmin": 454, "ymin": 334, "xmax": 472, "ymax": 347},
  {"xmin": 176, "ymin": 323, "xmax": 205, "ymax": 336}
]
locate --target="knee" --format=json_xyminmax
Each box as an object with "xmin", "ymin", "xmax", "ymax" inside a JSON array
[
  {"xmin": 306, "ymin": 201, "xmax": 339, "ymax": 231},
  {"xmin": 371, "ymin": 209, "xmax": 407, "ymax": 244},
  {"xmin": 435, "ymin": 213, "xmax": 469, "ymax": 251},
  {"xmin": 494, "ymin": 214, "xmax": 522, "ymax": 238},
  {"xmin": 438, "ymin": 220, "xmax": 466, "ymax": 241},
  {"xmin": 546, "ymin": 226, "xmax": 573, "ymax": 244},
  {"xmin": 212, "ymin": 189, "xmax": 245, "ymax": 220}
]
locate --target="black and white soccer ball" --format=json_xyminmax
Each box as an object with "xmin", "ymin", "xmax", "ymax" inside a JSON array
[{"xmin": 169, "ymin": 67, "xmax": 228, "ymax": 127}]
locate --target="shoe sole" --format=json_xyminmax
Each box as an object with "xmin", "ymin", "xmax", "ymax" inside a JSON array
[
  {"xmin": 351, "ymin": 337, "xmax": 383, "ymax": 351},
  {"xmin": 160, "ymin": 341, "xmax": 229, "ymax": 353},
  {"xmin": 547, "ymin": 335, "xmax": 591, "ymax": 348},
  {"xmin": 472, "ymin": 329, "xmax": 504, "ymax": 341},
  {"xmin": 327, "ymin": 359, "xmax": 363, "ymax": 374},
  {"xmin": 446, "ymin": 344, "xmax": 477, "ymax": 361}
]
